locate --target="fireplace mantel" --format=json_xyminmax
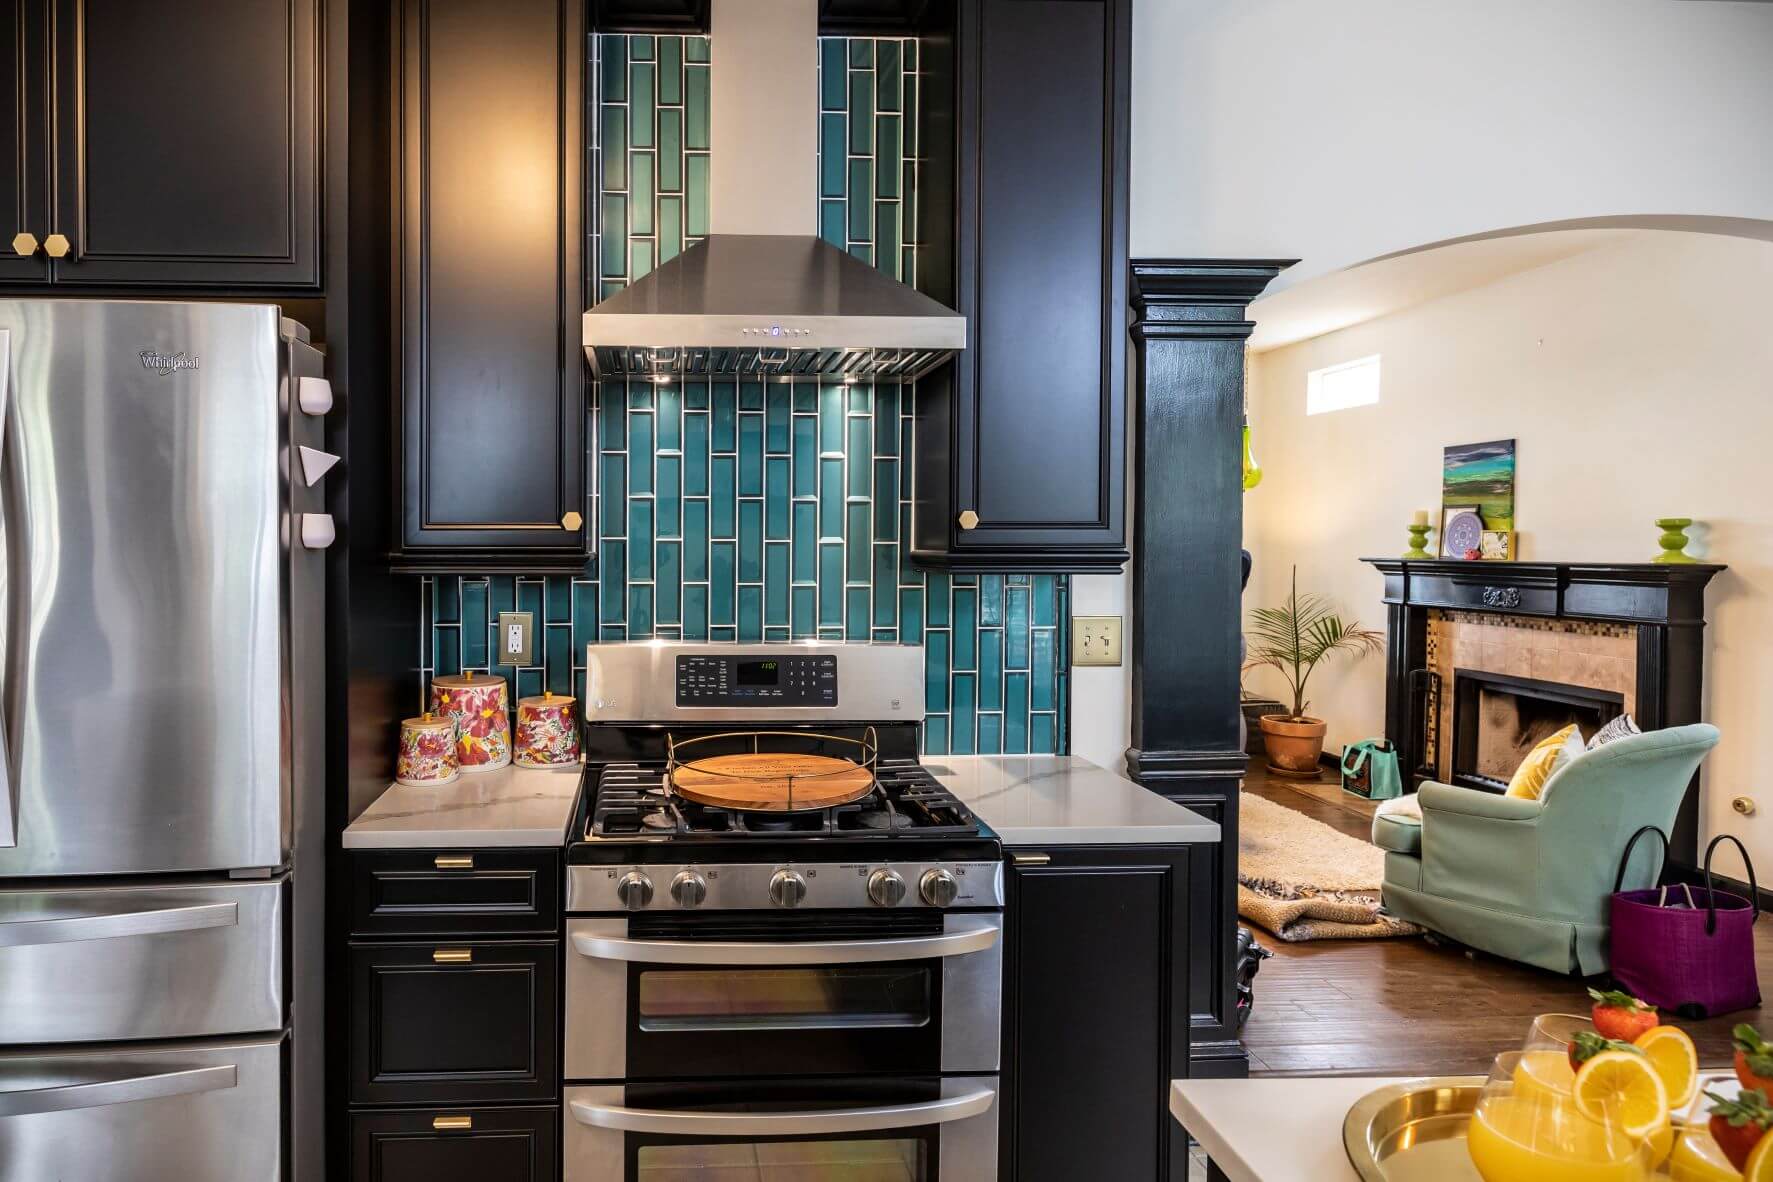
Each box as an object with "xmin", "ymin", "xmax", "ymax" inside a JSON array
[
  {"xmin": 1362, "ymin": 558, "xmax": 1726, "ymax": 871},
  {"xmin": 1363, "ymin": 559, "xmax": 1726, "ymax": 626}
]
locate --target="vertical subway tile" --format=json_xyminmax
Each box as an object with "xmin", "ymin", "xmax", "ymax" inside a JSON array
[
  {"xmin": 1032, "ymin": 713, "xmax": 1056, "ymax": 754},
  {"xmin": 712, "ymin": 381, "xmax": 737, "ymax": 450},
  {"xmin": 818, "ymin": 543, "xmax": 843, "ymax": 627},
  {"xmin": 738, "ymin": 414, "xmax": 764, "ymax": 495},
  {"xmin": 683, "ymin": 410, "xmax": 708, "ymax": 494},
  {"xmin": 1032, "ymin": 630, "xmax": 1056, "ymax": 710},
  {"xmin": 1005, "ymin": 586, "xmax": 1030, "ymax": 668},
  {"xmin": 628, "ymin": 414, "xmax": 654, "ymax": 493},
  {"xmin": 600, "ymin": 542, "xmax": 626, "ymax": 624},
  {"xmin": 951, "ymin": 674, "xmax": 976, "ymax": 754},
  {"xmin": 685, "ymin": 154, "xmax": 710, "ymax": 237},
  {"xmin": 978, "ymin": 713, "xmax": 1003, "ymax": 755},
  {"xmin": 1005, "ymin": 672, "xmax": 1029, "ymax": 753},
  {"xmin": 845, "ymin": 504, "xmax": 871, "ymax": 581},
  {"xmin": 710, "ymin": 457, "xmax": 736, "ymax": 537},
  {"xmin": 792, "ymin": 502, "xmax": 817, "ymax": 582},
  {"xmin": 546, "ymin": 576, "xmax": 572, "ymax": 624},
  {"xmin": 600, "ymin": 455, "xmax": 627, "ymax": 537},
  {"xmin": 738, "ymin": 586, "xmax": 762, "ymax": 643},
  {"xmin": 628, "ymin": 500, "xmax": 654, "ymax": 580},
  {"xmin": 872, "ymin": 543, "xmax": 897, "ymax": 627},
  {"xmin": 628, "ymin": 585, "xmax": 655, "ymax": 638},
  {"xmin": 739, "ymin": 501, "xmax": 763, "ymax": 582},
  {"xmin": 953, "ymin": 587, "xmax": 977, "ymax": 670},
  {"xmin": 819, "ymin": 458, "xmax": 844, "ymax": 537},
  {"xmin": 792, "ymin": 586, "xmax": 816, "ymax": 637},
  {"xmin": 656, "ymin": 541, "xmax": 681, "ymax": 625},
  {"xmin": 820, "ymin": 38, "xmax": 847, "ymax": 109},
  {"xmin": 925, "ymin": 631, "xmax": 950, "ymax": 711},
  {"xmin": 683, "ymin": 500, "xmax": 709, "ymax": 580},
  {"xmin": 765, "ymin": 543, "xmax": 789, "ymax": 627},
  {"xmin": 656, "ymin": 383, "xmax": 682, "ymax": 449},
  {"xmin": 980, "ymin": 629, "xmax": 1003, "ymax": 710},
  {"xmin": 683, "ymin": 583, "xmax": 709, "ymax": 640},
  {"xmin": 711, "ymin": 542, "xmax": 735, "ymax": 625},
  {"xmin": 898, "ymin": 588, "xmax": 923, "ymax": 643},
  {"xmin": 927, "ymin": 573, "xmax": 951, "ymax": 627},
  {"xmin": 655, "ymin": 456, "xmax": 681, "ymax": 536},
  {"xmin": 765, "ymin": 458, "xmax": 790, "ymax": 538},
  {"xmin": 765, "ymin": 386, "xmax": 791, "ymax": 452},
  {"xmin": 658, "ymin": 35, "xmax": 682, "ymax": 102},
  {"xmin": 685, "ymin": 64, "xmax": 710, "ymax": 150},
  {"xmin": 792, "ymin": 416, "xmax": 817, "ymax": 495}
]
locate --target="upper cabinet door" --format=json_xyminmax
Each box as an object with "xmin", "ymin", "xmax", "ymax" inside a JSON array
[
  {"xmin": 913, "ymin": 0, "xmax": 1130, "ymax": 572},
  {"xmin": 0, "ymin": 0, "xmax": 48, "ymax": 284},
  {"xmin": 48, "ymin": 0, "xmax": 320, "ymax": 288},
  {"xmin": 391, "ymin": 0, "xmax": 589, "ymax": 572}
]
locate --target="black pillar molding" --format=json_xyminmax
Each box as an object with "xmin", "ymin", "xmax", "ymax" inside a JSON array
[
  {"xmin": 1124, "ymin": 258, "xmax": 1292, "ymax": 1074},
  {"xmin": 1126, "ymin": 259, "xmax": 1292, "ymax": 781}
]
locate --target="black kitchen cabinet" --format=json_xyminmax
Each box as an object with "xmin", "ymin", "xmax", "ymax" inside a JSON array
[
  {"xmin": 351, "ymin": 1107, "xmax": 559, "ymax": 1182},
  {"xmin": 0, "ymin": 0, "xmax": 321, "ymax": 289},
  {"xmin": 1000, "ymin": 845, "xmax": 1193, "ymax": 1182},
  {"xmin": 389, "ymin": 0, "xmax": 590, "ymax": 573},
  {"xmin": 349, "ymin": 940, "xmax": 559, "ymax": 1106},
  {"xmin": 347, "ymin": 848, "xmax": 563, "ymax": 1181},
  {"xmin": 911, "ymin": 0, "xmax": 1131, "ymax": 572}
]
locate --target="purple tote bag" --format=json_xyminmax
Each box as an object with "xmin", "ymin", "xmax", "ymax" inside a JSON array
[{"xmin": 1609, "ymin": 827, "xmax": 1761, "ymax": 1018}]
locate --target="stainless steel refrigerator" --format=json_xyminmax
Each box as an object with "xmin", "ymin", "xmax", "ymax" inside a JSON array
[{"xmin": 0, "ymin": 300, "xmax": 332, "ymax": 1181}]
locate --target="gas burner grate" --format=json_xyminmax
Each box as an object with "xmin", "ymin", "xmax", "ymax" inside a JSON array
[{"xmin": 588, "ymin": 756, "xmax": 982, "ymax": 840}]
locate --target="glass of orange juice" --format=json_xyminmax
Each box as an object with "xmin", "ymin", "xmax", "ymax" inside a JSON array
[
  {"xmin": 1467, "ymin": 1051, "xmax": 1654, "ymax": 1182},
  {"xmin": 1526, "ymin": 1012, "xmax": 1596, "ymax": 1058}
]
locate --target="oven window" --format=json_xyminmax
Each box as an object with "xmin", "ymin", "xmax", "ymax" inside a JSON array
[
  {"xmin": 637, "ymin": 966, "xmax": 932, "ymax": 1032},
  {"xmin": 637, "ymin": 1136, "xmax": 927, "ymax": 1180}
]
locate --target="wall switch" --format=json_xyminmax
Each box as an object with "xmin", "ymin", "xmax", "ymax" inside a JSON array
[
  {"xmin": 1072, "ymin": 616, "xmax": 1123, "ymax": 667},
  {"xmin": 497, "ymin": 612, "xmax": 535, "ymax": 666}
]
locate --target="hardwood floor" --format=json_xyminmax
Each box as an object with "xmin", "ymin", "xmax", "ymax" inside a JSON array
[{"xmin": 1239, "ymin": 764, "xmax": 1773, "ymax": 1077}]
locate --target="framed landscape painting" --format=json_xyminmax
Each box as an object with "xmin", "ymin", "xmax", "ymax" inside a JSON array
[{"xmin": 1443, "ymin": 439, "xmax": 1515, "ymax": 530}]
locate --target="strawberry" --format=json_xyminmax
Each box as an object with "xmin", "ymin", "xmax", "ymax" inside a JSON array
[
  {"xmin": 1708, "ymin": 1088, "xmax": 1773, "ymax": 1171},
  {"xmin": 1735, "ymin": 1024, "xmax": 1773, "ymax": 1093},
  {"xmin": 1568, "ymin": 1029, "xmax": 1644, "ymax": 1072},
  {"xmin": 1589, "ymin": 988, "xmax": 1658, "ymax": 1043}
]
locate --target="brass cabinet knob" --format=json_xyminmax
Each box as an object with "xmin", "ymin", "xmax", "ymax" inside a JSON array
[
  {"xmin": 561, "ymin": 510, "xmax": 584, "ymax": 531},
  {"xmin": 10, "ymin": 231, "xmax": 37, "ymax": 257},
  {"xmin": 957, "ymin": 510, "xmax": 980, "ymax": 530},
  {"xmin": 42, "ymin": 233, "xmax": 71, "ymax": 259}
]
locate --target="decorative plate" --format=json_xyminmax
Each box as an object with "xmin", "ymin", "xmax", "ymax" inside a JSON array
[{"xmin": 1441, "ymin": 508, "xmax": 1484, "ymax": 558}]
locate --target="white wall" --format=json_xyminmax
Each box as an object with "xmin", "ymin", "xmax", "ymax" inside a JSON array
[
  {"xmin": 1243, "ymin": 230, "xmax": 1773, "ymax": 862},
  {"xmin": 1063, "ymin": 0, "xmax": 1773, "ymax": 779},
  {"xmin": 1130, "ymin": 0, "xmax": 1773, "ymax": 292}
]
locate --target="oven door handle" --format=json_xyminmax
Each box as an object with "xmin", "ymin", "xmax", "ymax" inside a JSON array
[
  {"xmin": 568, "ymin": 1086, "xmax": 996, "ymax": 1137},
  {"xmin": 570, "ymin": 920, "xmax": 998, "ymax": 966}
]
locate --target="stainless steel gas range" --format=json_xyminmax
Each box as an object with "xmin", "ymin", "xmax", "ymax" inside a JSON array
[{"xmin": 562, "ymin": 642, "xmax": 1003, "ymax": 1182}]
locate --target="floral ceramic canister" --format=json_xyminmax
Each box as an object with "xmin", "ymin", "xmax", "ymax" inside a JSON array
[
  {"xmin": 430, "ymin": 671, "xmax": 511, "ymax": 771},
  {"xmin": 396, "ymin": 712, "xmax": 459, "ymax": 787},
  {"xmin": 515, "ymin": 691, "xmax": 579, "ymax": 769}
]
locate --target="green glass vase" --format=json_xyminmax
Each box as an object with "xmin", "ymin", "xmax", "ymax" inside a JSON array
[{"xmin": 1241, "ymin": 422, "xmax": 1263, "ymax": 491}]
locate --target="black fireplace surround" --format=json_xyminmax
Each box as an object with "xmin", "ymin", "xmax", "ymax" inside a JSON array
[{"xmin": 1364, "ymin": 559, "xmax": 1725, "ymax": 870}]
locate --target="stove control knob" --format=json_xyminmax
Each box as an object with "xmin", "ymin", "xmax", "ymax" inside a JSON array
[
  {"xmin": 670, "ymin": 871, "xmax": 708, "ymax": 909},
  {"xmin": 769, "ymin": 869, "xmax": 807, "ymax": 909},
  {"xmin": 867, "ymin": 870, "xmax": 906, "ymax": 908},
  {"xmin": 920, "ymin": 869, "xmax": 959, "ymax": 908},
  {"xmin": 616, "ymin": 871, "xmax": 654, "ymax": 911}
]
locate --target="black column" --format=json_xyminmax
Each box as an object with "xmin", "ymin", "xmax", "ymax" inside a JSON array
[{"xmin": 1126, "ymin": 259, "xmax": 1291, "ymax": 1075}]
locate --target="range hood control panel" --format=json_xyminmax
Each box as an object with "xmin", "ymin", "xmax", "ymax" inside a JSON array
[{"xmin": 675, "ymin": 653, "xmax": 838, "ymax": 707}]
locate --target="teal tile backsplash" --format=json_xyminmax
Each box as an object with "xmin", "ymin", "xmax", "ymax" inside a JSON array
[{"xmin": 418, "ymin": 34, "xmax": 1068, "ymax": 756}]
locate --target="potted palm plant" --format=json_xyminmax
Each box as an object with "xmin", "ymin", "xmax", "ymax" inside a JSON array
[{"xmin": 1244, "ymin": 567, "xmax": 1384, "ymax": 776}]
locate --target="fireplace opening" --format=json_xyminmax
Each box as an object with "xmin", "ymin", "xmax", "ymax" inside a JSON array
[{"xmin": 1450, "ymin": 669, "xmax": 1624, "ymax": 793}]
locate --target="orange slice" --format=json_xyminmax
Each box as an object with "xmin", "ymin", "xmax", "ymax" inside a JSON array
[
  {"xmin": 1573, "ymin": 1048, "xmax": 1670, "ymax": 1139},
  {"xmin": 1635, "ymin": 1024, "xmax": 1700, "ymax": 1108},
  {"xmin": 1747, "ymin": 1126, "xmax": 1773, "ymax": 1182}
]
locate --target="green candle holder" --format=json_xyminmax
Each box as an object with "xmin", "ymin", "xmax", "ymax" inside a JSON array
[
  {"xmin": 1652, "ymin": 518, "xmax": 1697, "ymax": 564},
  {"xmin": 1404, "ymin": 524, "xmax": 1433, "ymax": 560}
]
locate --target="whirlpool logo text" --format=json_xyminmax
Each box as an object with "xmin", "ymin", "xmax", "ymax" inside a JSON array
[{"xmin": 140, "ymin": 349, "xmax": 200, "ymax": 376}]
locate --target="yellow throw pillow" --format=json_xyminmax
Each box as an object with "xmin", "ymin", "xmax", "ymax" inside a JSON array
[{"xmin": 1505, "ymin": 723, "xmax": 1582, "ymax": 800}]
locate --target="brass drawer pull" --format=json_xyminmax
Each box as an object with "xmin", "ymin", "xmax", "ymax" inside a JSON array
[
  {"xmin": 433, "ymin": 854, "xmax": 474, "ymax": 870},
  {"xmin": 1011, "ymin": 852, "xmax": 1051, "ymax": 866},
  {"xmin": 432, "ymin": 1114, "xmax": 473, "ymax": 1131},
  {"xmin": 432, "ymin": 948, "xmax": 473, "ymax": 964}
]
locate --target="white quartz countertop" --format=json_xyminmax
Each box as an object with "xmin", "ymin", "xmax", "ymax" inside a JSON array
[
  {"xmin": 1171, "ymin": 1076, "xmax": 1416, "ymax": 1182},
  {"xmin": 928, "ymin": 755, "xmax": 1220, "ymax": 846},
  {"xmin": 343, "ymin": 763, "xmax": 582, "ymax": 849}
]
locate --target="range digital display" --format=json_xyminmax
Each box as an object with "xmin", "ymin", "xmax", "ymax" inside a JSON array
[{"xmin": 735, "ymin": 660, "xmax": 779, "ymax": 686}]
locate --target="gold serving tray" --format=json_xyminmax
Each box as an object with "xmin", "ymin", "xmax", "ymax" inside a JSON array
[{"xmin": 1343, "ymin": 1077, "xmax": 1485, "ymax": 1181}]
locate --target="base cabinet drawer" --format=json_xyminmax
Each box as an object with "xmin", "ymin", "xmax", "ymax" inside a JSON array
[
  {"xmin": 350, "ymin": 849, "xmax": 561, "ymax": 937},
  {"xmin": 349, "ymin": 941, "xmax": 558, "ymax": 1105},
  {"xmin": 351, "ymin": 1106, "xmax": 559, "ymax": 1182}
]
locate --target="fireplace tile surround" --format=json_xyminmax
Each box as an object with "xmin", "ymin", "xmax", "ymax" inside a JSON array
[{"xmin": 1365, "ymin": 559, "xmax": 1725, "ymax": 869}]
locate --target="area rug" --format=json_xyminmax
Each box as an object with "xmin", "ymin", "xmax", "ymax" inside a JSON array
[{"xmin": 1237, "ymin": 791, "xmax": 1420, "ymax": 942}]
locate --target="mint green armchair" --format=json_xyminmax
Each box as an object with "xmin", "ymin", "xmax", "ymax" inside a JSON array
[{"xmin": 1376, "ymin": 724, "xmax": 1720, "ymax": 975}]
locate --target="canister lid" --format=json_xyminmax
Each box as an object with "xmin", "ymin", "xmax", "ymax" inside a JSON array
[
  {"xmin": 432, "ymin": 672, "xmax": 506, "ymax": 691},
  {"xmin": 402, "ymin": 711, "xmax": 455, "ymax": 732},
  {"xmin": 518, "ymin": 692, "xmax": 577, "ymax": 711}
]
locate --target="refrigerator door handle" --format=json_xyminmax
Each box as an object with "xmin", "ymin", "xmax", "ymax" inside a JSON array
[
  {"xmin": 0, "ymin": 327, "xmax": 12, "ymax": 849},
  {"xmin": 0, "ymin": 901, "xmax": 238, "ymax": 948},
  {"xmin": 0, "ymin": 1064, "xmax": 237, "ymax": 1118}
]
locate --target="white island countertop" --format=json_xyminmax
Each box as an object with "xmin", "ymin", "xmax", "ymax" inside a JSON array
[
  {"xmin": 1171, "ymin": 1076, "xmax": 1417, "ymax": 1182},
  {"xmin": 929, "ymin": 755, "xmax": 1220, "ymax": 845},
  {"xmin": 343, "ymin": 763, "xmax": 582, "ymax": 849}
]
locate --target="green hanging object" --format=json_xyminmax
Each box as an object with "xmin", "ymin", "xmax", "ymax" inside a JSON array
[
  {"xmin": 1241, "ymin": 421, "xmax": 1263, "ymax": 491},
  {"xmin": 1652, "ymin": 517, "xmax": 1697, "ymax": 564}
]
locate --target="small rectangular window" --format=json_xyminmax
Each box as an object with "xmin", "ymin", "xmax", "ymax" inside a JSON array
[{"xmin": 1306, "ymin": 354, "xmax": 1381, "ymax": 415}]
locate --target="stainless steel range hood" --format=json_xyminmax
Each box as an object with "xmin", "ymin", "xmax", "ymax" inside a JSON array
[{"xmin": 582, "ymin": 0, "xmax": 964, "ymax": 383}]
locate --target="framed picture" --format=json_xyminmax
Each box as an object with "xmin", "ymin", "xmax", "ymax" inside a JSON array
[
  {"xmin": 1479, "ymin": 530, "xmax": 1515, "ymax": 560},
  {"xmin": 1443, "ymin": 439, "xmax": 1516, "ymax": 530},
  {"xmin": 1440, "ymin": 505, "xmax": 1484, "ymax": 558}
]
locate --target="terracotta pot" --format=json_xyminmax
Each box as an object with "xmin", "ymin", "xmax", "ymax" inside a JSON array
[{"xmin": 1259, "ymin": 715, "xmax": 1327, "ymax": 777}]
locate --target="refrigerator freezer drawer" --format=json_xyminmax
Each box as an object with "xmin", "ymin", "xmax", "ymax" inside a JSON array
[
  {"xmin": 0, "ymin": 879, "xmax": 284, "ymax": 1044},
  {"xmin": 0, "ymin": 1035, "xmax": 283, "ymax": 1181}
]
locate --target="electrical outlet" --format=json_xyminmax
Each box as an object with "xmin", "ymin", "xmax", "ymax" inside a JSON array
[
  {"xmin": 1072, "ymin": 615, "xmax": 1123, "ymax": 667},
  {"xmin": 497, "ymin": 611, "xmax": 535, "ymax": 666}
]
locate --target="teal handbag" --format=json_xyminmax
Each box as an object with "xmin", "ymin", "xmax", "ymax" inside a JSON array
[{"xmin": 1341, "ymin": 739, "xmax": 1402, "ymax": 800}]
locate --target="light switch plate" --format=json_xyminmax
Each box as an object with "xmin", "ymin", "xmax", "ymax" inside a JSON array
[
  {"xmin": 497, "ymin": 611, "xmax": 535, "ymax": 667},
  {"xmin": 1072, "ymin": 615, "xmax": 1123, "ymax": 667}
]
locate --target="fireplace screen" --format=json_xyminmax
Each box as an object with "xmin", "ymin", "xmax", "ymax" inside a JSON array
[{"xmin": 1451, "ymin": 670, "xmax": 1623, "ymax": 792}]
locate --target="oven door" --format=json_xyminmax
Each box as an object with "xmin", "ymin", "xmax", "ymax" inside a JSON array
[
  {"xmin": 566, "ymin": 912, "xmax": 1001, "ymax": 1080},
  {"xmin": 564, "ymin": 1075, "xmax": 997, "ymax": 1181}
]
